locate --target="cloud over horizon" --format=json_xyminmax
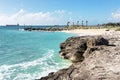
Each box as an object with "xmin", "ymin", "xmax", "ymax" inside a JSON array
[
  {"xmin": 0, "ymin": 9, "xmax": 69, "ymax": 25},
  {"xmin": 112, "ymin": 8, "xmax": 120, "ymax": 21}
]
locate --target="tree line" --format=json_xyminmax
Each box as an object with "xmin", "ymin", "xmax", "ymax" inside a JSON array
[{"xmin": 102, "ymin": 22, "xmax": 120, "ymax": 26}]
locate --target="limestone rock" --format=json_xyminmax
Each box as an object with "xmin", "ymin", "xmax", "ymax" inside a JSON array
[
  {"xmin": 59, "ymin": 36, "xmax": 108, "ymax": 62},
  {"xmin": 38, "ymin": 34, "xmax": 120, "ymax": 80},
  {"xmin": 39, "ymin": 46, "xmax": 120, "ymax": 80}
]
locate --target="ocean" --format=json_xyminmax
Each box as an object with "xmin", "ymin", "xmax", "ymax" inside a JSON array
[{"xmin": 0, "ymin": 26, "xmax": 74, "ymax": 80}]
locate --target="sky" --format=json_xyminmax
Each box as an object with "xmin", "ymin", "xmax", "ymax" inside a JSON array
[{"xmin": 0, "ymin": 0, "xmax": 120, "ymax": 25}]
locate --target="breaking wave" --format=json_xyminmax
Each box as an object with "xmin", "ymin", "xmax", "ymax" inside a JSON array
[{"xmin": 0, "ymin": 49, "xmax": 71, "ymax": 80}]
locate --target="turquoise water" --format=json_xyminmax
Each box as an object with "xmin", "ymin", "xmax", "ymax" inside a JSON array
[{"xmin": 0, "ymin": 27, "xmax": 74, "ymax": 80}]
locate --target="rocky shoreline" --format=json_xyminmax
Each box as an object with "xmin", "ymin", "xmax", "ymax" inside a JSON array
[
  {"xmin": 37, "ymin": 31, "xmax": 120, "ymax": 80},
  {"xmin": 23, "ymin": 27, "xmax": 71, "ymax": 31}
]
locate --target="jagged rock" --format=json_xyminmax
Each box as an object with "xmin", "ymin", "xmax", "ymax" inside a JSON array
[
  {"xmin": 87, "ymin": 38, "xmax": 96, "ymax": 48},
  {"xmin": 39, "ymin": 72, "xmax": 55, "ymax": 80},
  {"xmin": 39, "ymin": 46, "xmax": 120, "ymax": 80},
  {"xmin": 83, "ymin": 47, "xmax": 98, "ymax": 58},
  {"xmin": 59, "ymin": 36, "xmax": 108, "ymax": 62},
  {"xmin": 38, "ymin": 32, "xmax": 120, "ymax": 80}
]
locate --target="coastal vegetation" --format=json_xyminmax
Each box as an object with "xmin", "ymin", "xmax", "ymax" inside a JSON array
[
  {"xmin": 65, "ymin": 21, "xmax": 120, "ymax": 30},
  {"xmin": 102, "ymin": 22, "xmax": 120, "ymax": 26}
]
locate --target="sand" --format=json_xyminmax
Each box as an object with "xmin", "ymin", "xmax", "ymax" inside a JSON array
[{"xmin": 62, "ymin": 29, "xmax": 115, "ymax": 36}]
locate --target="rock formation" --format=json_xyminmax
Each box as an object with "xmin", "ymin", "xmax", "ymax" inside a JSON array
[
  {"xmin": 39, "ymin": 46, "xmax": 120, "ymax": 80},
  {"xmin": 23, "ymin": 27, "xmax": 71, "ymax": 31},
  {"xmin": 59, "ymin": 36, "xmax": 108, "ymax": 62},
  {"xmin": 38, "ymin": 31, "xmax": 120, "ymax": 80}
]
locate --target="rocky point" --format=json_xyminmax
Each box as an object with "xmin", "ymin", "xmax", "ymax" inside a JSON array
[{"xmin": 38, "ymin": 31, "xmax": 120, "ymax": 80}]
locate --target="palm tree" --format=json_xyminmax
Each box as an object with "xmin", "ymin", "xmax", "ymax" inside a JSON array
[
  {"xmin": 77, "ymin": 21, "xmax": 79, "ymax": 27},
  {"xmin": 67, "ymin": 21, "xmax": 70, "ymax": 27},
  {"xmin": 86, "ymin": 20, "xmax": 88, "ymax": 27},
  {"xmin": 73, "ymin": 22, "xmax": 74, "ymax": 27},
  {"xmin": 82, "ymin": 20, "xmax": 84, "ymax": 27}
]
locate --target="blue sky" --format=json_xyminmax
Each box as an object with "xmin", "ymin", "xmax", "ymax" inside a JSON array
[{"xmin": 0, "ymin": 0, "xmax": 120, "ymax": 25}]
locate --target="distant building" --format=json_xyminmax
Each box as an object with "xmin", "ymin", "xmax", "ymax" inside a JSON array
[{"xmin": 6, "ymin": 24, "xmax": 19, "ymax": 26}]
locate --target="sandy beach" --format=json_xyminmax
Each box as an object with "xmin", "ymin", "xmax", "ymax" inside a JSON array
[{"xmin": 62, "ymin": 29, "xmax": 111, "ymax": 36}]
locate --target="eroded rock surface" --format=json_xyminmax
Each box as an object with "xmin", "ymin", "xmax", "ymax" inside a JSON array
[
  {"xmin": 59, "ymin": 36, "xmax": 108, "ymax": 62},
  {"xmin": 38, "ymin": 31, "xmax": 120, "ymax": 80},
  {"xmin": 39, "ymin": 46, "xmax": 120, "ymax": 80}
]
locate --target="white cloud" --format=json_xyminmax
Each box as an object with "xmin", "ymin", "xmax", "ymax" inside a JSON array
[
  {"xmin": 54, "ymin": 10, "xmax": 66, "ymax": 15},
  {"xmin": 111, "ymin": 8, "xmax": 120, "ymax": 21},
  {"xmin": 0, "ymin": 9, "xmax": 69, "ymax": 25}
]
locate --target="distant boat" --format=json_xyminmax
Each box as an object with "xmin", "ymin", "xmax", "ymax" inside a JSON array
[{"xmin": 6, "ymin": 24, "xmax": 19, "ymax": 26}]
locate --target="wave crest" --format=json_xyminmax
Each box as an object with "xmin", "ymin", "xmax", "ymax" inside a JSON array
[{"xmin": 0, "ymin": 49, "xmax": 71, "ymax": 80}]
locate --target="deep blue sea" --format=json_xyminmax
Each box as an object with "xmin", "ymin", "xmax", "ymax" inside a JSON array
[{"xmin": 0, "ymin": 26, "xmax": 75, "ymax": 80}]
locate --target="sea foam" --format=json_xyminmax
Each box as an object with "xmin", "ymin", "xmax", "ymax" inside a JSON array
[
  {"xmin": 0, "ymin": 28, "xmax": 73, "ymax": 80},
  {"xmin": 0, "ymin": 49, "xmax": 71, "ymax": 80}
]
